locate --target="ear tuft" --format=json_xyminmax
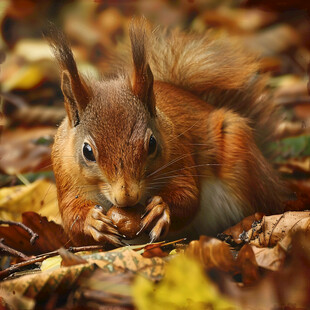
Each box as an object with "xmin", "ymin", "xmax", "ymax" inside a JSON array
[
  {"xmin": 129, "ymin": 18, "xmax": 156, "ymax": 117},
  {"xmin": 45, "ymin": 23, "xmax": 91, "ymax": 126}
]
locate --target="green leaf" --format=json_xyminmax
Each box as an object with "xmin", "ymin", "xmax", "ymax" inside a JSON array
[{"xmin": 267, "ymin": 135, "xmax": 310, "ymax": 162}]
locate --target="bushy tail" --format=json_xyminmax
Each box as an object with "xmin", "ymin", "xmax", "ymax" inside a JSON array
[{"xmin": 144, "ymin": 25, "xmax": 278, "ymax": 149}]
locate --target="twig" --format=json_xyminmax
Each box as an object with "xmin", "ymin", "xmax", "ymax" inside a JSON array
[
  {"xmin": 0, "ymin": 238, "xmax": 30, "ymax": 260},
  {"xmin": 0, "ymin": 220, "xmax": 39, "ymax": 245},
  {"xmin": 0, "ymin": 245, "xmax": 106, "ymax": 280}
]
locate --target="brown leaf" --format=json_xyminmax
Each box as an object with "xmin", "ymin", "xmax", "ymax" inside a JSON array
[
  {"xmin": 250, "ymin": 243, "xmax": 286, "ymax": 271},
  {"xmin": 0, "ymin": 127, "xmax": 55, "ymax": 175},
  {"xmin": 142, "ymin": 244, "xmax": 168, "ymax": 258},
  {"xmin": 250, "ymin": 211, "xmax": 310, "ymax": 247},
  {"xmin": 200, "ymin": 8, "xmax": 276, "ymax": 33},
  {"xmin": 186, "ymin": 235, "xmax": 236, "ymax": 273},
  {"xmin": 87, "ymin": 247, "xmax": 166, "ymax": 281},
  {"xmin": 70, "ymin": 269, "xmax": 134, "ymax": 308},
  {"xmin": 59, "ymin": 248, "xmax": 88, "ymax": 267},
  {"xmin": 277, "ymin": 157, "xmax": 310, "ymax": 175},
  {"xmin": 236, "ymin": 244, "xmax": 259, "ymax": 286},
  {"xmin": 0, "ymin": 212, "xmax": 71, "ymax": 256},
  {"xmin": 222, "ymin": 230, "xmax": 310, "ymax": 309},
  {"xmin": 221, "ymin": 212, "xmax": 264, "ymax": 244},
  {"xmin": 221, "ymin": 211, "xmax": 310, "ymax": 248},
  {"xmin": 242, "ymin": 24, "xmax": 300, "ymax": 56}
]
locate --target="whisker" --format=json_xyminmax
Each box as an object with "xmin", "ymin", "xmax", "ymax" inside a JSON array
[
  {"xmin": 152, "ymin": 174, "xmax": 212, "ymax": 181},
  {"xmin": 167, "ymin": 120, "xmax": 200, "ymax": 143},
  {"xmin": 146, "ymin": 151, "xmax": 196, "ymax": 178},
  {"xmin": 155, "ymin": 163, "xmax": 221, "ymax": 178}
]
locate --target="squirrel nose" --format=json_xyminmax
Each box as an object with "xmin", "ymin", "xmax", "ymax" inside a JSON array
[{"xmin": 112, "ymin": 181, "xmax": 140, "ymax": 207}]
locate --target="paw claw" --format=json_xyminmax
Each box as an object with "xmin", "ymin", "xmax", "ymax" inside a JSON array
[
  {"xmin": 139, "ymin": 196, "xmax": 171, "ymax": 242},
  {"xmin": 84, "ymin": 207, "xmax": 124, "ymax": 246}
]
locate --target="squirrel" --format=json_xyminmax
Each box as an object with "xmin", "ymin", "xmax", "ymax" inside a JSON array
[{"xmin": 48, "ymin": 18, "xmax": 285, "ymax": 246}]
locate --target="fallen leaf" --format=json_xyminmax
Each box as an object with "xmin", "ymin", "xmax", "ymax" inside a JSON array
[
  {"xmin": 0, "ymin": 127, "xmax": 55, "ymax": 175},
  {"xmin": 221, "ymin": 211, "xmax": 310, "ymax": 248},
  {"xmin": 133, "ymin": 255, "xmax": 236, "ymax": 310},
  {"xmin": 222, "ymin": 230, "xmax": 310, "ymax": 309},
  {"xmin": 0, "ymin": 262, "xmax": 97, "ymax": 302},
  {"xmin": 250, "ymin": 243, "xmax": 286, "ymax": 271},
  {"xmin": 0, "ymin": 212, "xmax": 70, "ymax": 255},
  {"xmin": 0, "ymin": 245, "xmax": 167, "ymax": 308},
  {"xmin": 70, "ymin": 269, "xmax": 134, "ymax": 308},
  {"xmin": 186, "ymin": 236, "xmax": 236, "ymax": 273},
  {"xmin": 221, "ymin": 213, "xmax": 264, "ymax": 245},
  {"xmin": 142, "ymin": 243, "xmax": 169, "ymax": 258},
  {"xmin": 267, "ymin": 135, "xmax": 310, "ymax": 162},
  {"xmin": 236, "ymin": 244, "xmax": 259, "ymax": 286},
  {"xmin": 86, "ymin": 247, "xmax": 166, "ymax": 281},
  {"xmin": 249, "ymin": 211, "xmax": 310, "ymax": 247},
  {"xmin": 0, "ymin": 288, "xmax": 34, "ymax": 310},
  {"xmin": 0, "ymin": 179, "xmax": 59, "ymax": 223}
]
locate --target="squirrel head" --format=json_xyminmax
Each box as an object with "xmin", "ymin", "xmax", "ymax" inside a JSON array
[{"xmin": 49, "ymin": 19, "xmax": 168, "ymax": 208}]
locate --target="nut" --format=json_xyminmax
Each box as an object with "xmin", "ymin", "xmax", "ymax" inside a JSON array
[{"xmin": 107, "ymin": 204, "xmax": 145, "ymax": 239}]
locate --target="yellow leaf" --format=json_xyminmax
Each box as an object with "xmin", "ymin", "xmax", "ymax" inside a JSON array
[
  {"xmin": 0, "ymin": 179, "xmax": 60, "ymax": 224},
  {"xmin": 41, "ymin": 255, "xmax": 62, "ymax": 272},
  {"xmin": 132, "ymin": 255, "xmax": 236, "ymax": 310},
  {"xmin": 2, "ymin": 64, "xmax": 44, "ymax": 92}
]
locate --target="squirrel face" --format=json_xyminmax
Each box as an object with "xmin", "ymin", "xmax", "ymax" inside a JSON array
[
  {"xmin": 49, "ymin": 20, "xmax": 168, "ymax": 209},
  {"xmin": 71, "ymin": 79, "xmax": 163, "ymax": 208}
]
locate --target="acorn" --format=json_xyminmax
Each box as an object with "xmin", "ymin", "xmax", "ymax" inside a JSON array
[{"xmin": 107, "ymin": 204, "xmax": 145, "ymax": 239}]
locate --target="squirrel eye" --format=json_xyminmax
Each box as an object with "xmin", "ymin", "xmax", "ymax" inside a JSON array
[
  {"xmin": 83, "ymin": 143, "xmax": 96, "ymax": 162},
  {"xmin": 148, "ymin": 135, "xmax": 157, "ymax": 155}
]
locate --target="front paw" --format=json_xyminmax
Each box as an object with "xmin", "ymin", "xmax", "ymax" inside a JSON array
[
  {"xmin": 138, "ymin": 196, "xmax": 171, "ymax": 243},
  {"xmin": 84, "ymin": 206, "xmax": 124, "ymax": 246}
]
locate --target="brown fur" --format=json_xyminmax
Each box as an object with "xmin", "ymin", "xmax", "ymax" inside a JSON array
[{"xmin": 50, "ymin": 19, "xmax": 285, "ymax": 246}]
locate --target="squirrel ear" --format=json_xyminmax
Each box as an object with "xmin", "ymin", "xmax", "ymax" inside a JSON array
[
  {"xmin": 45, "ymin": 24, "xmax": 91, "ymax": 127},
  {"xmin": 61, "ymin": 70, "xmax": 89, "ymax": 127},
  {"xmin": 129, "ymin": 19, "xmax": 156, "ymax": 117}
]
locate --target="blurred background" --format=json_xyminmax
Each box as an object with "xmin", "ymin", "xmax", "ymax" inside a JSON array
[{"xmin": 0, "ymin": 0, "xmax": 310, "ymax": 208}]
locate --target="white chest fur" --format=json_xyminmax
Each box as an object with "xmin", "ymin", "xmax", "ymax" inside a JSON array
[{"xmin": 192, "ymin": 178, "xmax": 246, "ymax": 236}]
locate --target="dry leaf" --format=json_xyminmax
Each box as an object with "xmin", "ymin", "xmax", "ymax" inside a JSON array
[
  {"xmin": 71, "ymin": 269, "xmax": 134, "ymax": 308},
  {"xmin": 0, "ymin": 262, "xmax": 97, "ymax": 301},
  {"xmin": 222, "ymin": 230, "xmax": 310, "ymax": 309},
  {"xmin": 0, "ymin": 212, "xmax": 70, "ymax": 255},
  {"xmin": 187, "ymin": 236, "xmax": 236, "ymax": 273},
  {"xmin": 86, "ymin": 247, "xmax": 166, "ymax": 281},
  {"xmin": 221, "ymin": 211, "xmax": 310, "ymax": 248},
  {"xmin": 59, "ymin": 248, "xmax": 88, "ymax": 267},
  {"xmin": 242, "ymin": 24, "xmax": 300, "ymax": 56},
  {"xmin": 186, "ymin": 236, "xmax": 260, "ymax": 286},
  {"xmin": 0, "ymin": 127, "xmax": 55, "ymax": 175},
  {"xmin": 221, "ymin": 213, "xmax": 264, "ymax": 245},
  {"xmin": 0, "ymin": 245, "xmax": 167, "ymax": 307},
  {"xmin": 0, "ymin": 179, "xmax": 59, "ymax": 223},
  {"xmin": 236, "ymin": 244, "xmax": 259, "ymax": 286},
  {"xmin": 142, "ymin": 243, "xmax": 169, "ymax": 258},
  {"xmin": 133, "ymin": 255, "xmax": 236, "ymax": 310},
  {"xmin": 249, "ymin": 211, "xmax": 310, "ymax": 247},
  {"xmin": 250, "ymin": 244, "xmax": 286, "ymax": 271},
  {"xmin": 277, "ymin": 157, "xmax": 310, "ymax": 175}
]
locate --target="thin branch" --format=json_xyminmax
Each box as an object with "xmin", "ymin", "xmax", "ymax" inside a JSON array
[
  {"xmin": 0, "ymin": 245, "xmax": 106, "ymax": 280},
  {"xmin": 0, "ymin": 220, "xmax": 39, "ymax": 245},
  {"xmin": 0, "ymin": 238, "xmax": 30, "ymax": 260}
]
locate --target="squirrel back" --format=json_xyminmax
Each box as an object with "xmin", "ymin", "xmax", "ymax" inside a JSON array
[{"xmin": 124, "ymin": 19, "xmax": 278, "ymax": 150}]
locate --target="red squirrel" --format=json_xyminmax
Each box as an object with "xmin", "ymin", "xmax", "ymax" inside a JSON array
[{"xmin": 48, "ymin": 19, "xmax": 284, "ymax": 246}]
